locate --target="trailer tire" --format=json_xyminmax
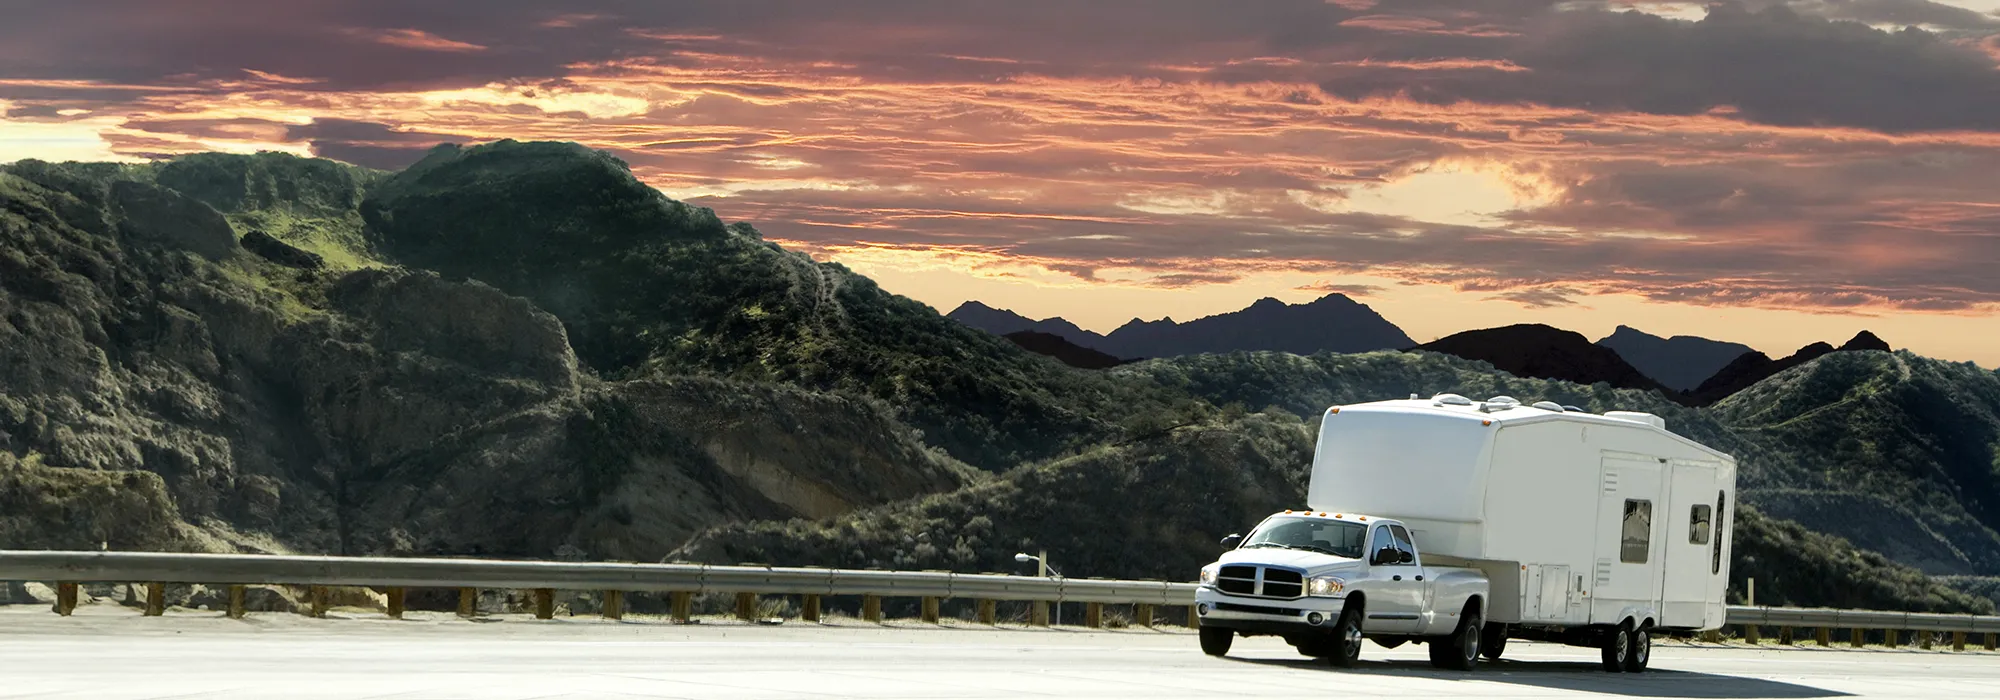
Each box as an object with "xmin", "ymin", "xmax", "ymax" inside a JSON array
[
  {"xmin": 1328, "ymin": 602, "xmax": 1365, "ymax": 668},
  {"xmin": 1623, "ymin": 625, "xmax": 1651, "ymax": 673},
  {"xmin": 1200, "ymin": 627, "xmax": 1234, "ymax": 656},
  {"xmin": 1480, "ymin": 622, "xmax": 1509, "ymax": 661},
  {"xmin": 1428, "ymin": 606, "xmax": 1482, "ymax": 671},
  {"xmin": 1601, "ymin": 621, "xmax": 1633, "ymax": 672}
]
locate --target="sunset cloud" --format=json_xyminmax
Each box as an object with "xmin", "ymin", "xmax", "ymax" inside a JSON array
[{"xmin": 0, "ymin": 0, "xmax": 1997, "ymax": 362}]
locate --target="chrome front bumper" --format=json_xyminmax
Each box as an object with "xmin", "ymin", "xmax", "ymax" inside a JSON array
[{"xmin": 1194, "ymin": 586, "xmax": 1347, "ymax": 632}]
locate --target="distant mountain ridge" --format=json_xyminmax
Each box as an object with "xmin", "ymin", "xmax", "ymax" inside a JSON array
[
  {"xmin": 1690, "ymin": 331, "xmax": 1894, "ymax": 405},
  {"xmin": 946, "ymin": 294, "xmax": 1414, "ymax": 360},
  {"xmin": 1597, "ymin": 326, "xmax": 1757, "ymax": 392},
  {"xmin": 1413, "ymin": 324, "xmax": 1671, "ymax": 394}
]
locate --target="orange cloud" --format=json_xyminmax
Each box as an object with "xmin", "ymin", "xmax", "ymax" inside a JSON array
[{"xmin": 357, "ymin": 28, "xmax": 488, "ymax": 53}]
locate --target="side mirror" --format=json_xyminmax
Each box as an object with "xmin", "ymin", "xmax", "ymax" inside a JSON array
[
  {"xmin": 1219, "ymin": 534, "xmax": 1243, "ymax": 547},
  {"xmin": 1399, "ymin": 550, "xmax": 1415, "ymax": 565},
  {"xmin": 1369, "ymin": 549, "xmax": 1393, "ymax": 566}
]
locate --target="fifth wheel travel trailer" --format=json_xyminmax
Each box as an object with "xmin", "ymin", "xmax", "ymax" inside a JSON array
[{"xmin": 1308, "ymin": 394, "xmax": 1737, "ymax": 670}]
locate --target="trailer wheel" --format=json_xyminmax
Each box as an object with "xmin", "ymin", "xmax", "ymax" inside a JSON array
[
  {"xmin": 1199, "ymin": 627, "xmax": 1234, "ymax": 656},
  {"xmin": 1480, "ymin": 622, "xmax": 1509, "ymax": 661},
  {"xmin": 1601, "ymin": 622, "xmax": 1633, "ymax": 672},
  {"xmin": 1328, "ymin": 602, "xmax": 1365, "ymax": 668},
  {"xmin": 1623, "ymin": 625, "xmax": 1651, "ymax": 673},
  {"xmin": 1428, "ymin": 606, "xmax": 1482, "ymax": 671}
]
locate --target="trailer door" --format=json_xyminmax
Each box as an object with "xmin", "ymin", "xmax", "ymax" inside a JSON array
[
  {"xmin": 1660, "ymin": 460, "xmax": 1719, "ymax": 628},
  {"xmin": 1593, "ymin": 453, "xmax": 1666, "ymax": 625}
]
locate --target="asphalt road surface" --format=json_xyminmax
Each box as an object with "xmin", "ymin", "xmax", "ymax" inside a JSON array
[{"xmin": 3, "ymin": 605, "xmax": 1996, "ymax": 699}]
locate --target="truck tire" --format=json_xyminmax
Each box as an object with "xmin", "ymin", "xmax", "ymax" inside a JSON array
[
  {"xmin": 1328, "ymin": 602, "xmax": 1365, "ymax": 668},
  {"xmin": 1480, "ymin": 622, "xmax": 1509, "ymax": 661},
  {"xmin": 1428, "ymin": 606, "xmax": 1482, "ymax": 671},
  {"xmin": 1200, "ymin": 627, "xmax": 1234, "ymax": 656},
  {"xmin": 1601, "ymin": 621, "xmax": 1633, "ymax": 672},
  {"xmin": 1295, "ymin": 636, "xmax": 1335, "ymax": 658},
  {"xmin": 1623, "ymin": 625, "xmax": 1651, "ymax": 673}
]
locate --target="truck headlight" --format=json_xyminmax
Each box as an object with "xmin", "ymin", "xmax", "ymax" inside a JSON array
[
  {"xmin": 1200, "ymin": 564, "xmax": 1218, "ymax": 586},
  {"xmin": 1308, "ymin": 576, "xmax": 1346, "ymax": 597}
]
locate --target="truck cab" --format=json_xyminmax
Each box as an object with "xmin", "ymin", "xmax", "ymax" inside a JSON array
[{"xmin": 1194, "ymin": 510, "xmax": 1490, "ymax": 669}]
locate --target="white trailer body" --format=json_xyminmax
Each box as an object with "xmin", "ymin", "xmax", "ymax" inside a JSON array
[{"xmin": 1307, "ymin": 397, "xmax": 1736, "ymax": 633}]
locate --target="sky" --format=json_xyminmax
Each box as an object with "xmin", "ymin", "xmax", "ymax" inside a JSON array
[{"xmin": 2, "ymin": 1, "xmax": 1998, "ymax": 366}]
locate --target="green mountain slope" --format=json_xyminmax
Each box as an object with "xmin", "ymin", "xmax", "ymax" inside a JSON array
[
  {"xmin": 359, "ymin": 141, "xmax": 1187, "ymax": 471},
  {"xmin": 0, "ymin": 158, "xmax": 973, "ymax": 561},
  {"xmin": 1711, "ymin": 351, "xmax": 2000, "ymax": 574}
]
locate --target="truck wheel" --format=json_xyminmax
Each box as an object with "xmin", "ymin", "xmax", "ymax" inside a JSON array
[
  {"xmin": 1328, "ymin": 602, "xmax": 1365, "ymax": 668},
  {"xmin": 1428, "ymin": 607, "xmax": 1482, "ymax": 671},
  {"xmin": 1623, "ymin": 625, "xmax": 1651, "ymax": 673},
  {"xmin": 1600, "ymin": 622, "xmax": 1633, "ymax": 672},
  {"xmin": 1480, "ymin": 622, "xmax": 1509, "ymax": 661},
  {"xmin": 1199, "ymin": 627, "xmax": 1234, "ymax": 656}
]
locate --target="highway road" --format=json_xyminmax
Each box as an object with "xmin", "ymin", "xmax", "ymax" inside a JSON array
[{"xmin": 3, "ymin": 605, "xmax": 1996, "ymax": 699}]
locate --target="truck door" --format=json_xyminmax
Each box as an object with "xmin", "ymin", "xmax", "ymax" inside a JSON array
[
  {"xmin": 1661, "ymin": 461, "xmax": 1718, "ymax": 628},
  {"xmin": 1363, "ymin": 524, "xmax": 1423, "ymax": 633},
  {"xmin": 1594, "ymin": 453, "xmax": 1666, "ymax": 625}
]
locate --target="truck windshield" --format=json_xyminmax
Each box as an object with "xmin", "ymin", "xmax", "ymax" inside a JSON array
[{"xmin": 1240, "ymin": 517, "xmax": 1366, "ymax": 559}]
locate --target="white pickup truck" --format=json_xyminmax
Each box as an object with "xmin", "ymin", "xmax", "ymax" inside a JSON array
[{"xmin": 1195, "ymin": 511, "xmax": 1491, "ymax": 669}]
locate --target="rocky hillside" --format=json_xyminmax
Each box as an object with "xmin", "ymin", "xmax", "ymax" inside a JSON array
[
  {"xmin": 4, "ymin": 142, "xmax": 1994, "ymax": 616},
  {"xmin": 0, "ymin": 153, "xmax": 974, "ymax": 561},
  {"xmin": 1711, "ymin": 350, "xmax": 2000, "ymax": 575},
  {"xmin": 1690, "ymin": 331, "xmax": 1894, "ymax": 405}
]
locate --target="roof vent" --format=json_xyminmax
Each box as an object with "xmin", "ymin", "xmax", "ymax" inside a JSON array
[
  {"xmin": 1433, "ymin": 393, "xmax": 1474, "ymax": 406},
  {"xmin": 1487, "ymin": 396, "xmax": 1520, "ymax": 407},
  {"xmin": 1604, "ymin": 411, "xmax": 1667, "ymax": 430},
  {"xmin": 1531, "ymin": 401, "xmax": 1564, "ymax": 412},
  {"xmin": 1562, "ymin": 405, "xmax": 1585, "ymax": 413}
]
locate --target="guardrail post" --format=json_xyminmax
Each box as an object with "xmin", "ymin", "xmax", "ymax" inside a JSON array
[
  {"xmin": 457, "ymin": 588, "xmax": 477, "ymax": 618},
  {"xmin": 978, "ymin": 599, "xmax": 996, "ymax": 625},
  {"xmin": 1815, "ymin": 627, "xmax": 1830, "ymax": 647},
  {"xmin": 1952, "ymin": 631, "xmax": 1965, "ymax": 651},
  {"xmin": 309, "ymin": 585, "xmax": 328, "ymax": 618},
  {"xmin": 1852, "ymin": 627, "xmax": 1865, "ymax": 648},
  {"xmin": 226, "ymin": 585, "xmax": 246, "ymax": 620},
  {"xmin": 534, "ymin": 589, "xmax": 555, "ymax": 619},
  {"xmin": 1779, "ymin": 626, "xmax": 1793, "ymax": 645},
  {"xmin": 1029, "ymin": 601, "xmax": 1049, "ymax": 627},
  {"xmin": 603, "ymin": 591, "xmax": 623, "ymax": 621},
  {"xmin": 1884, "ymin": 629, "xmax": 1897, "ymax": 647},
  {"xmin": 1700, "ymin": 629, "xmax": 1721, "ymax": 643},
  {"xmin": 1136, "ymin": 603, "xmax": 1153, "ymax": 628},
  {"xmin": 1920, "ymin": 631, "xmax": 1933, "ymax": 650},
  {"xmin": 1085, "ymin": 602, "xmax": 1103, "ymax": 629},
  {"xmin": 921, "ymin": 596, "xmax": 940, "ymax": 624},
  {"xmin": 862, "ymin": 595, "xmax": 883, "ymax": 623},
  {"xmin": 54, "ymin": 582, "xmax": 77, "ymax": 616},
  {"xmin": 671, "ymin": 592, "xmax": 693, "ymax": 623},
  {"xmin": 386, "ymin": 587, "xmax": 406, "ymax": 620},
  {"xmin": 736, "ymin": 592, "xmax": 757, "ymax": 621},
  {"xmin": 1744, "ymin": 624, "xmax": 1759, "ymax": 644},
  {"xmin": 1985, "ymin": 633, "xmax": 1996, "ymax": 651},
  {"xmin": 145, "ymin": 582, "xmax": 166, "ymax": 616},
  {"xmin": 802, "ymin": 594, "xmax": 821, "ymax": 622},
  {"xmin": 1187, "ymin": 604, "xmax": 1200, "ymax": 629}
]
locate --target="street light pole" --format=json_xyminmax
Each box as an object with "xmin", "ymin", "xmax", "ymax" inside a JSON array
[{"xmin": 1016, "ymin": 550, "xmax": 1064, "ymax": 627}]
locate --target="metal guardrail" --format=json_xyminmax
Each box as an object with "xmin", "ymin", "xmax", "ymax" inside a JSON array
[
  {"xmin": 3, "ymin": 551, "xmax": 1998, "ymax": 646},
  {"xmin": 0, "ymin": 551, "xmax": 1190, "ymax": 605}
]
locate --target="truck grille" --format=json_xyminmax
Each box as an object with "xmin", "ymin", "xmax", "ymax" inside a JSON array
[
  {"xmin": 1214, "ymin": 565, "xmax": 1305, "ymax": 599},
  {"xmin": 1216, "ymin": 602, "xmax": 1302, "ymax": 616}
]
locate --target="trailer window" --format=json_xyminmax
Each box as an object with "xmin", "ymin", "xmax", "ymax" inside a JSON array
[
  {"xmin": 1712, "ymin": 490, "xmax": 1727, "ymax": 574},
  {"xmin": 1621, "ymin": 499, "xmax": 1653, "ymax": 564},
  {"xmin": 1689, "ymin": 504, "xmax": 1712, "ymax": 545}
]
